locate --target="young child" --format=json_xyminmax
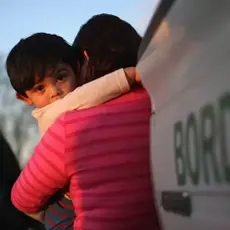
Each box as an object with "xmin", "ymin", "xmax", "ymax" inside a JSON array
[{"xmin": 6, "ymin": 33, "xmax": 139, "ymax": 229}]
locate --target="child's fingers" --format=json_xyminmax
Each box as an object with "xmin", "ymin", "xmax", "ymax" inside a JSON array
[{"xmin": 135, "ymin": 71, "xmax": 142, "ymax": 83}]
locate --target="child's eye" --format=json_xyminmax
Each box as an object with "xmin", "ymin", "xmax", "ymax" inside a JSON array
[{"xmin": 57, "ymin": 74, "xmax": 66, "ymax": 81}]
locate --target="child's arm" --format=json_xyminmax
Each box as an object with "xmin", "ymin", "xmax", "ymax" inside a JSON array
[
  {"xmin": 33, "ymin": 67, "xmax": 139, "ymax": 135},
  {"xmin": 67, "ymin": 67, "xmax": 139, "ymax": 109}
]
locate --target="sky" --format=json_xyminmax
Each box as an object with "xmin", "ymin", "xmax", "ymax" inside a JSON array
[{"xmin": 0, "ymin": 0, "xmax": 158, "ymax": 54}]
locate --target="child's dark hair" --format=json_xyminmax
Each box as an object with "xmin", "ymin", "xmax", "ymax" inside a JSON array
[
  {"xmin": 73, "ymin": 14, "xmax": 142, "ymax": 83},
  {"xmin": 6, "ymin": 33, "xmax": 84, "ymax": 96}
]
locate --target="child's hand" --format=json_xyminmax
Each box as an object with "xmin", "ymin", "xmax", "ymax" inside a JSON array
[
  {"xmin": 64, "ymin": 192, "xmax": 71, "ymax": 200},
  {"xmin": 124, "ymin": 67, "xmax": 141, "ymax": 86}
]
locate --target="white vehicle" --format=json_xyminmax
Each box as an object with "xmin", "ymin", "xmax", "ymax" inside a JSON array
[{"xmin": 138, "ymin": 0, "xmax": 230, "ymax": 229}]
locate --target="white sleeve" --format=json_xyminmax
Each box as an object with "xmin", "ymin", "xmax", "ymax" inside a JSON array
[
  {"xmin": 33, "ymin": 68, "xmax": 130, "ymax": 135},
  {"xmin": 66, "ymin": 68, "xmax": 130, "ymax": 110}
]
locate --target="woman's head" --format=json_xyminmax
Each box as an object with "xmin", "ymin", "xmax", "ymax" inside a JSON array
[{"xmin": 73, "ymin": 13, "xmax": 142, "ymax": 84}]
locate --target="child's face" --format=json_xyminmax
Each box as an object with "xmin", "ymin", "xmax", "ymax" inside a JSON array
[{"xmin": 18, "ymin": 63, "xmax": 78, "ymax": 108}]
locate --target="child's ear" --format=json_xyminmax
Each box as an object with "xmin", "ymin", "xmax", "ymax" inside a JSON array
[{"xmin": 16, "ymin": 93, "xmax": 33, "ymax": 106}]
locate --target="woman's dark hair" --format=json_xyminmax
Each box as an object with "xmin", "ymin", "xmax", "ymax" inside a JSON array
[{"xmin": 73, "ymin": 14, "xmax": 142, "ymax": 83}]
